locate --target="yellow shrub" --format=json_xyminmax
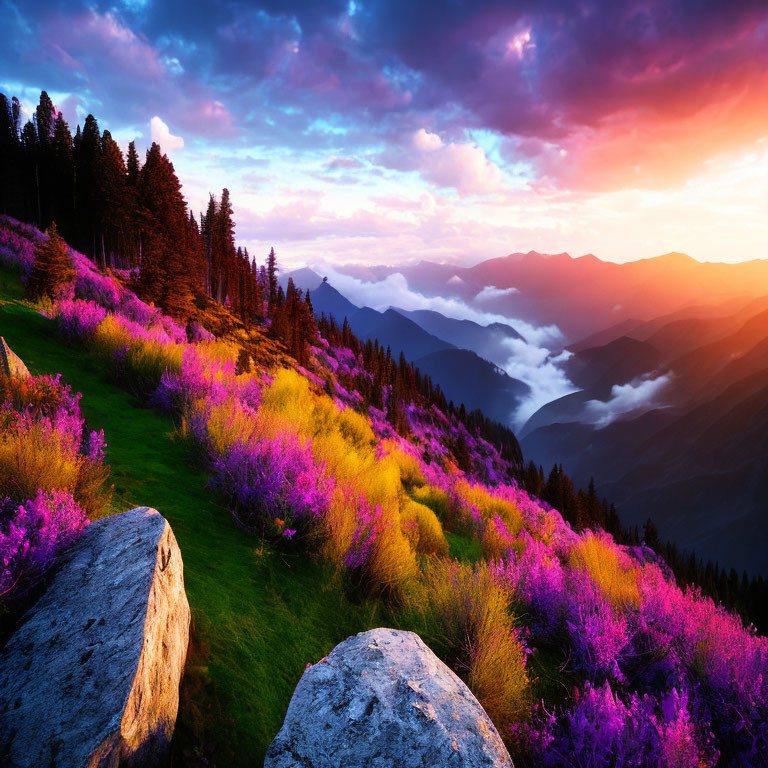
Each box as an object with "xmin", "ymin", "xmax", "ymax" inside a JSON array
[
  {"xmin": 0, "ymin": 421, "xmax": 110, "ymax": 515},
  {"xmin": 569, "ymin": 533, "xmax": 639, "ymax": 610},
  {"xmin": 205, "ymin": 399, "xmax": 253, "ymax": 454},
  {"xmin": 380, "ymin": 441, "xmax": 425, "ymax": 487},
  {"xmin": 337, "ymin": 407, "xmax": 375, "ymax": 450},
  {"xmin": 90, "ymin": 313, "xmax": 132, "ymax": 357},
  {"xmin": 0, "ymin": 421, "xmax": 80, "ymax": 501},
  {"xmin": 318, "ymin": 484, "xmax": 358, "ymax": 568},
  {"xmin": 400, "ymin": 499, "xmax": 449, "ymax": 556},
  {"xmin": 455, "ymin": 480, "xmax": 523, "ymax": 537},
  {"xmin": 261, "ymin": 367, "xmax": 311, "ymax": 412},
  {"xmin": 90, "ymin": 315, "xmax": 183, "ymax": 394},
  {"xmin": 412, "ymin": 558, "xmax": 530, "ymax": 730},
  {"xmin": 410, "ymin": 484, "xmax": 452, "ymax": 522},
  {"xmin": 481, "ymin": 518, "xmax": 520, "ymax": 561},
  {"xmin": 259, "ymin": 368, "xmax": 316, "ymax": 434},
  {"xmin": 125, "ymin": 341, "xmax": 183, "ymax": 390},
  {"xmin": 196, "ymin": 339, "xmax": 239, "ymax": 366},
  {"xmin": 364, "ymin": 508, "xmax": 419, "ymax": 600}
]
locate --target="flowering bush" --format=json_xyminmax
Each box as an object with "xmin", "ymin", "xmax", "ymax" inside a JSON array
[
  {"xmin": 0, "ymin": 367, "xmax": 109, "ymax": 610},
  {"xmin": 518, "ymin": 681, "xmax": 715, "ymax": 767},
  {"xmin": 55, "ymin": 299, "xmax": 107, "ymax": 340},
  {"xmin": 1, "ymin": 489, "xmax": 88, "ymax": 599},
  {"xmin": 209, "ymin": 431, "xmax": 332, "ymax": 531}
]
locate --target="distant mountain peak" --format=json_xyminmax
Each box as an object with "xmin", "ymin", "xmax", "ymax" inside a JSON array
[
  {"xmin": 652, "ymin": 251, "xmax": 696, "ymax": 264},
  {"xmin": 280, "ymin": 267, "xmax": 324, "ymax": 292}
]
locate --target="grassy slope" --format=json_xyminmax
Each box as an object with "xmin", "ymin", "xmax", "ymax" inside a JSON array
[{"xmin": 0, "ymin": 266, "xmax": 386, "ymax": 765}]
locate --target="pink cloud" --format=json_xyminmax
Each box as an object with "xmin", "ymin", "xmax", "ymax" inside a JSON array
[
  {"xmin": 378, "ymin": 130, "xmax": 503, "ymax": 196},
  {"xmin": 150, "ymin": 117, "xmax": 184, "ymax": 150}
]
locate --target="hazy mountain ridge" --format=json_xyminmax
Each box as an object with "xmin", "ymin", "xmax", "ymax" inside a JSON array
[
  {"xmin": 522, "ymin": 296, "xmax": 768, "ymax": 576},
  {"xmin": 333, "ymin": 250, "xmax": 768, "ymax": 342}
]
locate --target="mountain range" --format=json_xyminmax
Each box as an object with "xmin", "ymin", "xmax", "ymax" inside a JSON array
[{"xmin": 338, "ymin": 251, "xmax": 768, "ymax": 343}]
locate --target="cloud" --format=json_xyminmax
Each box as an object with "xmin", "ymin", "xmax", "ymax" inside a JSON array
[
  {"xmin": 584, "ymin": 373, "xmax": 672, "ymax": 428},
  {"xmin": 475, "ymin": 285, "xmax": 519, "ymax": 302},
  {"xmin": 375, "ymin": 130, "xmax": 504, "ymax": 195},
  {"xmin": 447, "ymin": 275, "xmax": 464, "ymax": 285},
  {"xmin": 325, "ymin": 155, "xmax": 364, "ymax": 170},
  {"xmin": 360, "ymin": 1, "xmax": 768, "ymax": 190},
  {"xmin": 413, "ymin": 128, "xmax": 443, "ymax": 152},
  {"xmin": 6, "ymin": 0, "xmax": 768, "ymax": 269},
  {"xmin": 409, "ymin": 130, "xmax": 504, "ymax": 195},
  {"xmin": 498, "ymin": 337, "xmax": 578, "ymax": 428},
  {"xmin": 150, "ymin": 116, "xmax": 184, "ymax": 150}
]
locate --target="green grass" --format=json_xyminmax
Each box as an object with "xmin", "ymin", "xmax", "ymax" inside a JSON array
[
  {"xmin": 0, "ymin": 266, "xmax": 387, "ymax": 764},
  {"xmin": 445, "ymin": 531, "xmax": 484, "ymax": 563}
]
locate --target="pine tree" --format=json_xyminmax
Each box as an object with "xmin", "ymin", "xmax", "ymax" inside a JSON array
[
  {"xmin": 212, "ymin": 188, "xmax": 236, "ymax": 303},
  {"xmin": 138, "ymin": 142, "xmax": 200, "ymax": 313},
  {"xmin": 201, "ymin": 194, "xmax": 216, "ymax": 296},
  {"xmin": 126, "ymin": 141, "xmax": 140, "ymax": 185},
  {"xmin": 74, "ymin": 114, "xmax": 101, "ymax": 256},
  {"xmin": 34, "ymin": 91, "xmax": 56, "ymax": 146},
  {"xmin": 0, "ymin": 93, "xmax": 20, "ymax": 215},
  {"xmin": 50, "ymin": 113, "xmax": 74, "ymax": 234},
  {"xmin": 124, "ymin": 140, "xmax": 143, "ymax": 268},
  {"xmin": 98, "ymin": 130, "xmax": 128, "ymax": 268},
  {"xmin": 26, "ymin": 222, "xmax": 75, "ymax": 300},
  {"xmin": 267, "ymin": 247, "xmax": 278, "ymax": 308}
]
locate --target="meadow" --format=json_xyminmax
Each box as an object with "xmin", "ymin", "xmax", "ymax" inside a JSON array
[{"xmin": 1, "ymin": 217, "xmax": 766, "ymax": 766}]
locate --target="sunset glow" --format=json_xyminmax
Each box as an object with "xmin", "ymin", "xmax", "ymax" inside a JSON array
[{"xmin": 2, "ymin": 1, "xmax": 767, "ymax": 268}]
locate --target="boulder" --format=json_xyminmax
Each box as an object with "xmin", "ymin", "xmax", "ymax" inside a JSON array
[
  {"xmin": 0, "ymin": 507, "xmax": 190, "ymax": 768},
  {"xmin": 265, "ymin": 627, "xmax": 514, "ymax": 768},
  {"xmin": 0, "ymin": 336, "xmax": 30, "ymax": 379}
]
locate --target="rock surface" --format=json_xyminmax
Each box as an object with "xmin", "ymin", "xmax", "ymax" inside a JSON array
[
  {"xmin": 0, "ymin": 507, "xmax": 190, "ymax": 768},
  {"xmin": 265, "ymin": 627, "xmax": 514, "ymax": 768},
  {"xmin": 0, "ymin": 336, "xmax": 30, "ymax": 379}
]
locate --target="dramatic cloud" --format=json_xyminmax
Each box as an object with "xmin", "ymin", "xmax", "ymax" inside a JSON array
[
  {"xmin": 2, "ymin": 0, "xmax": 768, "ymax": 266},
  {"xmin": 584, "ymin": 373, "xmax": 673, "ymax": 428},
  {"xmin": 150, "ymin": 116, "xmax": 184, "ymax": 150},
  {"xmin": 378, "ymin": 130, "xmax": 504, "ymax": 195}
]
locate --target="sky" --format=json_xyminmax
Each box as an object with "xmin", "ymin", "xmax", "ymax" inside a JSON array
[{"xmin": 3, "ymin": 0, "xmax": 768, "ymax": 269}]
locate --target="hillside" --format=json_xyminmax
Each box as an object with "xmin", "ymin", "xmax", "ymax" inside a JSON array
[
  {"xmin": 393, "ymin": 307, "xmax": 524, "ymax": 367},
  {"xmin": 0, "ymin": 261, "xmax": 384, "ymax": 764},
  {"xmin": 1, "ymin": 217, "xmax": 767, "ymax": 766},
  {"xmin": 415, "ymin": 348, "xmax": 529, "ymax": 426}
]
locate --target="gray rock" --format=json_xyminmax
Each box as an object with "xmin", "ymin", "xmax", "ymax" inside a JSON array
[
  {"xmin": 0, "ymin": 507, "xmax": 190, "ymax": 768},
  {"xmin": 265, "ymin": 627, "xmax": 514, "ymax": 768},
  {"xmin": 0, "ymin": 336, "xmax": 30, "ymax": 379}
]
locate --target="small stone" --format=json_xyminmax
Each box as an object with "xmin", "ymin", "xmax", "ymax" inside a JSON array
[{"xmin": 0, "ymin": 336, "xmax": 30, "ymax": 379}]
